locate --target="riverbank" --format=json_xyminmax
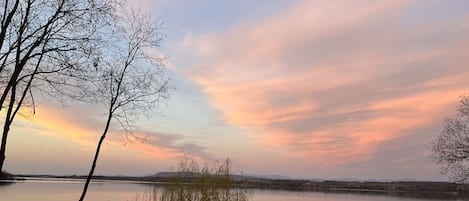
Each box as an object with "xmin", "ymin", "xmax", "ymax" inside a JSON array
[{"xmin": 0, "ymin": 171, "xmax": 14, "ymax": 179}]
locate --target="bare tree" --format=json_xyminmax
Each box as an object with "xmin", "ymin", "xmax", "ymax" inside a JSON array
[
  {"xmin": 0, "ymin": 0, "xmax": 118, "ymax": 174},
  {"xmin": 429, "ymin": 94, "xmax": 469, "ymax": 183},
  {"xmin": 78, "ymin": 9, "xmax": 169, "ymax": 201}
]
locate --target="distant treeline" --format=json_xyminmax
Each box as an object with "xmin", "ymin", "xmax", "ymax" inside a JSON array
[{"xmin": 238, "ymin": 179, "xmax": 469, "ymax": 198}]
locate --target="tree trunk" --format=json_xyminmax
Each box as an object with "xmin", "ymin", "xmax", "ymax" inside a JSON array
[
  {"xmin": 0, "ymin": 85, "xmax": 15, "ymax": 173},
  {"xmin": 0, "ymin": 54, "xmax": 41, "ymax": 174},
  {"xmin": 0, "ymin": 117, "xmax": 10, "ymax": 174},
  {"xmin": 78, "ymin": 112, "xmax": 112, "ymax": 201}
]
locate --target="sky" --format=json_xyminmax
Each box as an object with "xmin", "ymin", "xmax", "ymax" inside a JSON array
[{"xmin": 3, "ymin": 0, "xmax": 469, "ymax": 181}]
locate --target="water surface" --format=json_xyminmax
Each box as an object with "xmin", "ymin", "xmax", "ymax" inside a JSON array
[{"xmin": 0, "ymin": 179, "xmax": 463, "ymax": 201}]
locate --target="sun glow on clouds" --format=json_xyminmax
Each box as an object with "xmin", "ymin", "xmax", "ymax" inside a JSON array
[
  {"xmin": 14, "ymin": 105, "xmax": 97, "ymax": 146},
  {"xmin": 11, "ymin": 103, "xmax": 196, "ymax": 160},
  {"xmin": 183, "ymin": 0, "xmax": 469, "ymax": 168}
]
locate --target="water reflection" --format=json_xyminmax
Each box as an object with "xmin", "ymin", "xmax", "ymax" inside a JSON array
[
  {"xmin": 250, "ymin": 189, "xmax": 464, "ymax": 201},
  {"xmin": 1, "ymin": 179, "xmax": 468, "ymax": 201},
  {"xmin": 0, "ymin": 180, "xmax": 14, "ymax": 193},
  {"xmin": 129, "ymin": 185, "xmax": 251, "ymax": 201},
  {"xmin": 0, "ymin": 180, "xmax": 14, "ymax": 185}
]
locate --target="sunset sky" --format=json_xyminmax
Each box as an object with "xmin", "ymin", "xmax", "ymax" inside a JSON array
[{"xmin": 4, "ymin": 0, "xmax": 469, "ymax": 181}]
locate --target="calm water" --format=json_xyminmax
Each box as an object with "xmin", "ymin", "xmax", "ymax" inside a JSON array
[{"xmin": 0, "ymin": 179, "xmax": 464, "ymax": 201}]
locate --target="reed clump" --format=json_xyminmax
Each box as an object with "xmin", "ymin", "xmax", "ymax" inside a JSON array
[{"xmin": 130, "ymin": 158, "xmax": 249, "ymax": 201}]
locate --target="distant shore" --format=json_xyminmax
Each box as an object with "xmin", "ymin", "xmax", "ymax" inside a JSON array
[
  {"xmin": 3, "ymin": 174, "xmax": 469, "ymax": 199},
  {"xmin": 0, "ymin": 172, "xmax": 14, "ymax": 180}
]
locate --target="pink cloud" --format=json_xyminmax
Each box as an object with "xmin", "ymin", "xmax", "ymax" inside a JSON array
[
  {"xmin": 9, "ymin": 102, "xmax": 205, "ymax": 161},
  {"xmin": 183, "ymin": 0, "xmax": 469, "ymax": 170}
]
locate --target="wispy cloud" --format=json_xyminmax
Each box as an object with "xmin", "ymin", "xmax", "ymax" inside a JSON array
[
  {"xmin": 181, "ymin": 0, "xmax": 469, "ymax": 171},
  {"xmin": 11, "ymin": 102, "xmax": 209, "ymax": 161}
]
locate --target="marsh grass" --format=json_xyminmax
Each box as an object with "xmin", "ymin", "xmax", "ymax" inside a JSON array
[{"xmin": 129, "ymin": 158, "xmax": 249, "ymax": 201}]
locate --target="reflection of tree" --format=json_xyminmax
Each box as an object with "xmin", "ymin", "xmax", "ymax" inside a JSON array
[
  {"xmin": 0, "ymin": 181, "xmax": 14, "ymax": 190},
  {"xmin": 130, "ymin": 158, "xmax": 249, "ymax": 201}
]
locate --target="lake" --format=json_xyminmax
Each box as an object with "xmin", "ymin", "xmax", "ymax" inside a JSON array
[{"xmin": 0, "ymin": 179, "xmax": 463, "ymax": 201}]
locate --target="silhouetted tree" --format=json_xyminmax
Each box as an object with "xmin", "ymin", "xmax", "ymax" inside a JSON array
[
  {"xmin": 430, "ymin": 94, "xmax": 469, "ymax": 183},
  {"xmin": 0, "ymin": 0, "xmax": 119, "ymax": 174},
  {"xmin": 78, "ymin": 9, "xmax": 169, "ymax": 201}
]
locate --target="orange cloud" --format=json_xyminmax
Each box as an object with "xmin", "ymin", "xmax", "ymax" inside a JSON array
[
  {"xmin": 30, "ymin": 106, "xmax": 97, "ymax": 142},
  {"xmin": 183, "ymin": 0, "xmax": 469, "ymax": 167},
  {"xmin": 6, "ymin": 102, "xmax": 201, "ymax": 160}
]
